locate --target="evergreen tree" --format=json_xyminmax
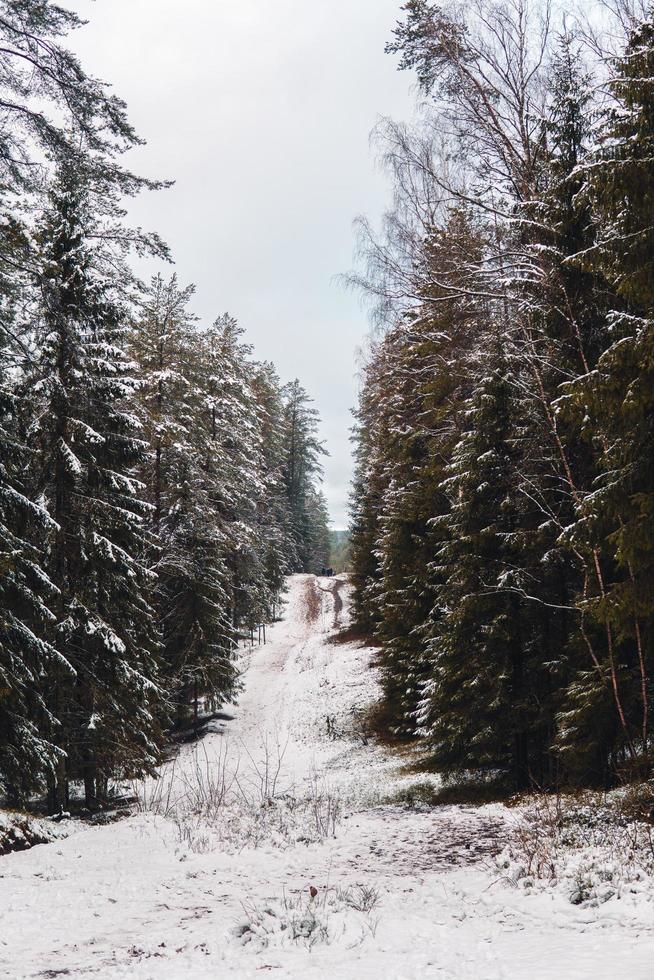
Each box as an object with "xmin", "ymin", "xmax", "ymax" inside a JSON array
[
  {"xmin": 130, "ymin": 274, "xmax": 198, "ymax": 532},
  {"xmin": 350, "ymin": 211, "xmax": 487, "ymax": 736},
  {"xmin": 304, "ymin": 487, "xmax": 331, "ymax": 574},
  {"xmin": 364, "ymin": 320, "xmax": 452, "ymax": 738},
  {"xmin": 200, "ymin": 316, "xmax": 270, "ymax": 635},
  {"xmin": 348, "ymin": 465, "xmax": 383, "ymax": 634},
  {"xmin": 508, "ymin": 32, "xmax": 615, "ymax": 782},
  {"xmin": 29, "ymin": 171, "xmax": 164, "ymax": 810},
  {"xmin": 281, "ymin": 380, "xmax": 329, "ymax": 572},
  {"xmin": 420, "ymin": 343, "xmax": 560, "ymax": 787},
  {"xmin": 0, "ymin": 2, "xmax": 140, "ymax": 179},
  {"xmin": 251, "ymin": 361, "xmax": 297, "ymax": 608},
  {"xmin": 130, "ymin": 280, "xmax": 235, "ymax": 725},
  {"xmin": 349, "ymin": 366, "xmax": 387, "ymax": 636},
  {"xmin": 558, "ymin": 15, "xmax": 654, "ymax": 771},
  {"xmin": 156, "ymin": 469, "xmax": 236, "ymax": 725},
  {"xmin": 350, "ymin": 4, "xmax": 637, "ymax": 785},
  {"xmin": 0, "ymin": 2, "xmax": 330, "ymax": 806},
  {"xmin": 0, "ymin": 0, "xmax": 168, "ymax": 803},
  {"xmin": 0, "ymin": 280, "xmax": 65, "ymax": 803},
  {"xmin": 130, "ymin": 294, "xmax": 296, "ymax": 724}
]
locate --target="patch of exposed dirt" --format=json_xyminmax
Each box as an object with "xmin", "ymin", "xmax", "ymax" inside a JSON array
[
  {"xmin": 343, "ymin": 808, "xmax": 507, "ymax": 877},
  {"xmin": 330, "ymin": 578, "xmax": 344, "ymax": 629},
  {"xmin": 301, "ymin": 575, "xmax": 322, "ymax": 624}
]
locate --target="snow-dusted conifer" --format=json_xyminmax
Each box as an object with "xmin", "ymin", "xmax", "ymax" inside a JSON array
[
  {"xmin": 251, "ymin": 361, "xmax": 297, "ymax": 608},
  {"xmin": 419, "ymin": 342, "xmax": 556, "ymax": 787},
  {"xmin": 29, "ymin": 169, "xmax": 164, "ymax": 810},
  {"xmin": 0, "ymin": 274, "xmax": 66, "ymax": 803},
  {"xmin": 281, "ymin": 380, "xmax": 329, "ymax": 572},
  {"xmin": 557, "ymin": 15, "xmax": 654, "ymax": 772}
]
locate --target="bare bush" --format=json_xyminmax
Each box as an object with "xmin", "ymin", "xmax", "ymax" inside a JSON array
[
  {"xmin": 233, "ymin": 729, "xmax": 290, "ymax": 806},
  {"xmin": 305, "ymin": 771, "xmax": 342, "ymax": 839},
  {"xmin": 495, "ymin": 792, "xmax": 654, "ymax": 906},
  {"xmin": 133, "ymin": 733, "xmax": 343, "ymax": 854}
]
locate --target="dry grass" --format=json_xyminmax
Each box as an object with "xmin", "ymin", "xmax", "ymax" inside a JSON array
[{"xmin": 233, "ymin": 882, "xmax": 380, "ymax": 951}]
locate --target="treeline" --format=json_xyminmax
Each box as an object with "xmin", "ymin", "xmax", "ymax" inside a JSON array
[
  {"xmin": 350, "ymin": 0, "xmax": 654, "ymax": 788},
  {"xmin": 0, "ymin": 2, "xmax": 328, "ymax": 810}
]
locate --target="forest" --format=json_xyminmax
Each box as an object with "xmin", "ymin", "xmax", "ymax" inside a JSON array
[
  {"xmin": 0, "ymin": 1, "xmax": 330, "ymax": 811},
  {"xmin": 3, "ymin": 2, "xmax": 654, "ymax": 976},
  {"xmin": 349, "ymin": 0, "xmax": 654, "ymax": 790}
]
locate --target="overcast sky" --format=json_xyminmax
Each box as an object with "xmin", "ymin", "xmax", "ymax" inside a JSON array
[{"xmin": 66, "ymin": 0, "xmax": 414, "ymax": 529}]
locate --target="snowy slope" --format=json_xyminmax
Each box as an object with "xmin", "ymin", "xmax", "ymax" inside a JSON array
[{"xmin": 1, "ymin": 574, "xmax": 653, "ymax": 979}]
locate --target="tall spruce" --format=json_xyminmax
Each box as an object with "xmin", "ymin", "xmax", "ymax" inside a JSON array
[
  {"xmin": 0, "ymin": 274, "xmax": 64, "ymax": 803},
  {"xmin": 420, "ymin": 343, "xmax": 558, "ymax": 787},
  {"xmin": 558, "ymin": 16, "xmax": 654, "ymax": 773},
  {"xmin": 281, "ymin": 380, "xmax": 329, "ymax": 573},
  {"xmin": 28, "ymin": 171, "xmax": 163, "ymax": 810}
]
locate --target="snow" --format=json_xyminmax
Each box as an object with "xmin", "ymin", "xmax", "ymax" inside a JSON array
[
  {"xmin": 0, "ymin": 811, "xmax": 71, "ymax": 856},
  {"xmin": 1, "ymin": 574, "xmax": 654, "ymax": 979}
]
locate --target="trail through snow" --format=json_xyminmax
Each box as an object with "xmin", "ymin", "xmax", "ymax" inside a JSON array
[{"xmin": 1, "ymin": 574, "xmax": 653, "ymax": 979}]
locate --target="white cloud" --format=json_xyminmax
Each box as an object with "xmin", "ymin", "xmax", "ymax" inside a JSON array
[{"xmin": 67, "ymin": 0, "xmax": 413, "ymax": 527}]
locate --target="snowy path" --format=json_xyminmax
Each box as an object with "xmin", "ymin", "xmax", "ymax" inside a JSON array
[{"xmin": 1, "ymin": 575, "xmax": 653, "ymax": 979}]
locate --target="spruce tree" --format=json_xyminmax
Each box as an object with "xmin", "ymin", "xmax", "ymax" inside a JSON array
[
  {"xmin": 420, "ymin": 343, "xmax": 557, "ymax": 787},
  {"xmin": 281, "ymin": 380, "xmax": 328, "ymax": 572},
  {"xmin": 130, "ymin": 279, "xmax": 235, "ymax": 725},
  {"xmin": 367, "ymin": 321, "xmax": 450, "ymax": 738},
  {"xmin": 304, "ymin": 488, "xmax": 331, "ymax": 574},
  {"xmin": 0, "ymin": 289, "xmax": 66, "ymax": 803},
  {"xmin": 558, "ymin": 15, "xmax": 654, "ymax": 771},
  {"xmin": 130, "ymin": 274, "xmax": 199, "ymax": 532},
  {"xmin": 349, "ymin": 377, "xmax": 387, "ymax": 636},
  {"xmin": 29, "ymin": 170, "xmax": 164, "ymax": 810},
  {"xmin": 251, "ymin": 361, "xmax": 296, "ymax": 608},
  {"xmin": 511, "ymin": 32, "xmax": 612, "ymax": 782},
  {"xmin": 347, "ymin": 0, "xmax": 654, "ymax": 788}
]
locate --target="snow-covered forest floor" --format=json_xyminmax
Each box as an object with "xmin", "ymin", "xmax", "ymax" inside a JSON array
[{"xmin": 2, "ymin": 575, "xmax": 654, "ymax": 979}]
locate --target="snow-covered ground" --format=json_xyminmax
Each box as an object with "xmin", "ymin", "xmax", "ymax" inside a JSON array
[{"xmin": 1, "ymin": 574, "xmax": 653, "ymax": 979}]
